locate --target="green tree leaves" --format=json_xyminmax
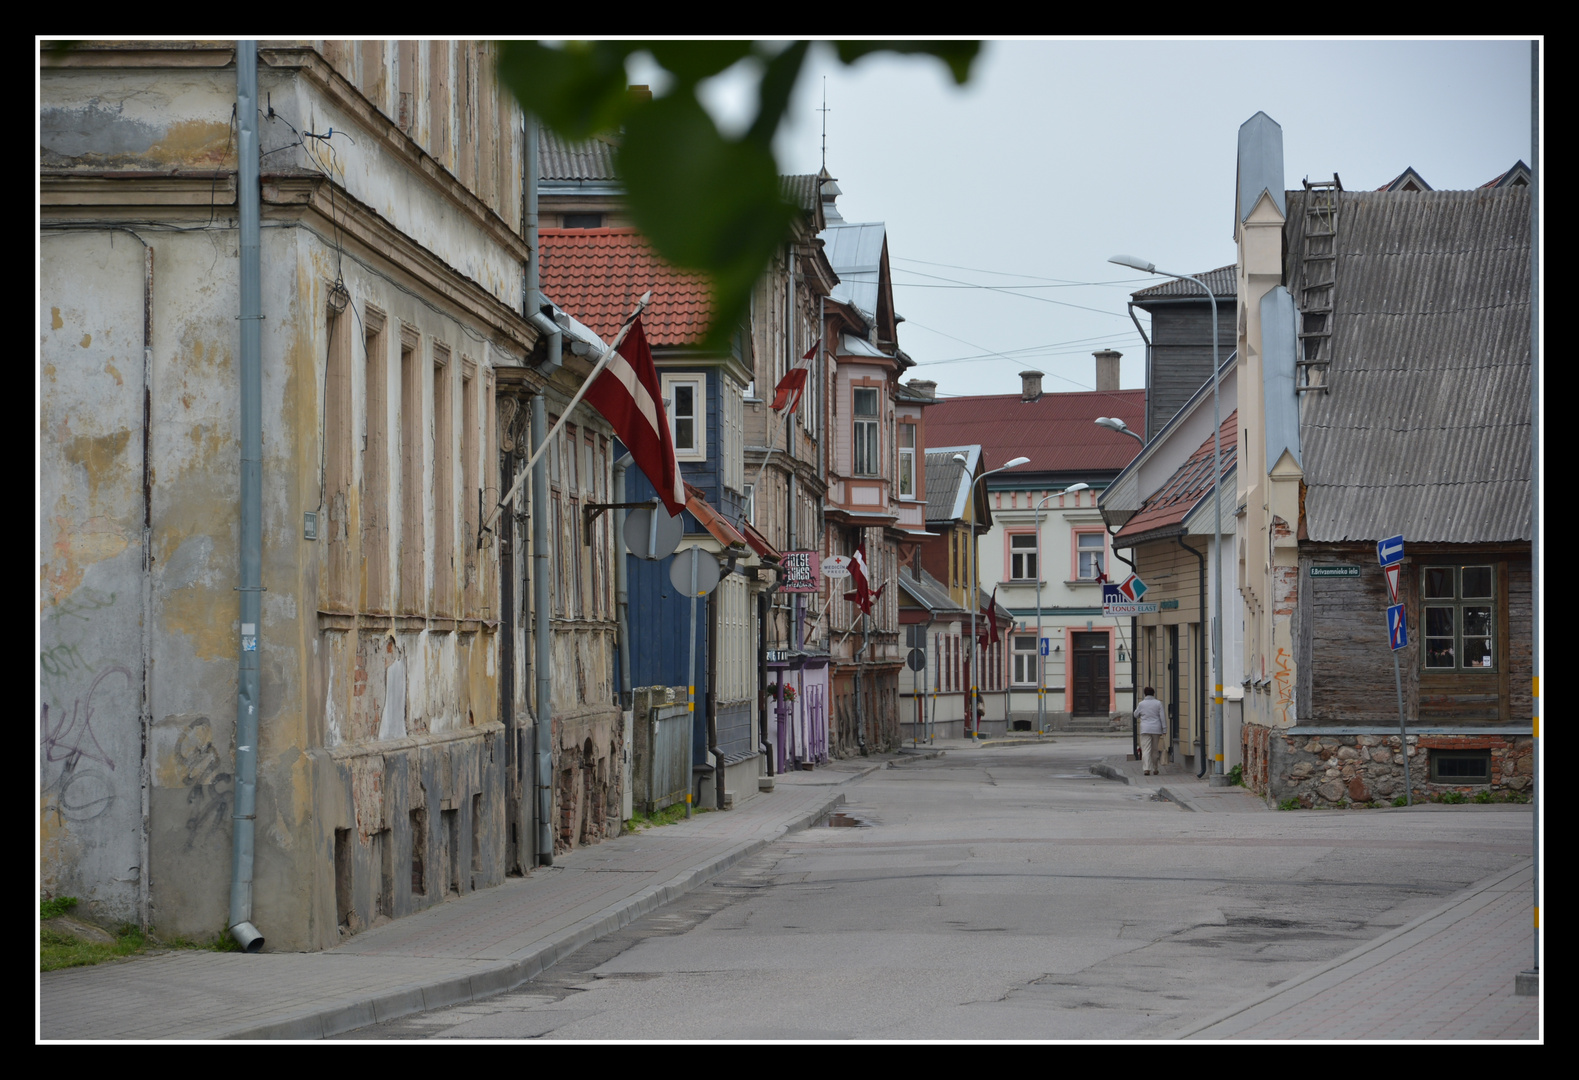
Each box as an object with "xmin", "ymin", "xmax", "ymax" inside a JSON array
[{"xmin": 496, "ymin": 40, "xmax": 980, "ymax": 350}]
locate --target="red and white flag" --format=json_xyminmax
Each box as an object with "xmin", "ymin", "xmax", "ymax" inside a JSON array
[
  {"xmin": 978, "ymin": 586, "xmax": 1000, "ymax": 648},
  {"xmin": 843, "ymin": 544, "xmax": 885, "ymax": 616},
  {"xmin": 582, "ymin": 316, "xmax": 686, "ymax": 518},
  {"xmin": 769, "ymin": 342, "xmax": 818, "ymax": 413}
]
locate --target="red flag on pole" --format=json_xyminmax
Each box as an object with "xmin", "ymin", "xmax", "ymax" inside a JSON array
[
  {"xmin": 978, "ymin": 586, "xmax": 1000, "ymax": 648},
  {"xmin": 582, "ymin": 316, "xmax": 686, "ymax": 518},
  {"xmin": 843, "ymin": 544, "xmax": 884, "ymax": 615},
  {"xmin": 770, "ymin": 342, "xmax": 818, "ymax": 413}
]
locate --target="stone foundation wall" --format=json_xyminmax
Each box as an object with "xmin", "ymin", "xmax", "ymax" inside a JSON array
[{"xmin": 1266, "ymin": 731, "xmax": 1533, "ymax": 807}]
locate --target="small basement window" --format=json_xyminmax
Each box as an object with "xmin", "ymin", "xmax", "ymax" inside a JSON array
[{"xmin": 1430, "ymin": 749, "xmax": 1491, "ymax": 784}]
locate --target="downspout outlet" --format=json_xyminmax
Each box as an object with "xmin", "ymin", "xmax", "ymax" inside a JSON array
[{"xmin": 229, "ymin": 921, "xmax": 265, "ymax": 953}]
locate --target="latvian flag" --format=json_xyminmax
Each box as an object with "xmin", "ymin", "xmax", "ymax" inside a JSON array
[
  {"xmin": 770, "ymin": 342, "xmax": 819, "ymax": 413},
  {"xmin": 583, "ymin": 315, "xmax": 686, "ymax": 518},
  {"xmin": 843, "ymin": 543, "xmax": 884, "ymax": 616}
]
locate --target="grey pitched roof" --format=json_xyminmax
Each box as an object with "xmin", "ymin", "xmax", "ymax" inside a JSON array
[
  {"xmin": 539, "ymin": 128, "xmax": 619, "ymax": 182},
  {"xmin": 898, "ymin": 566, "xmax": 967, "ymax": 618},
  {"xmin": 924, "ymin": 447, "xmax": 976, "ymax": 522},
  {"xmin": 1131, "ymin": 265, "xmax": 1237, "ymax": 300},
  {"xmin": 819, "ymin": 220, "xmax": 887, "ymax": 321},
  {"xmin": 1288, "ymin": 186, "xmax": 1531, "ymax": 543},
  {"xmin": 781, "ymin": 174, "xmax": 822, "ymax": 213}
]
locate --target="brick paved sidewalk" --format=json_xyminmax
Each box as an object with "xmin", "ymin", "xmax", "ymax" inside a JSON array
[{"xmin": 39, "ymin": 761, "xmax": 873, "ymax": 1041}]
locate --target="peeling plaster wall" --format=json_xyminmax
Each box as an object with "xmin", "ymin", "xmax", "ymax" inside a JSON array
[
  {"xmin": 41, "ymin": 47, "xmax": 523, "ymax": 951},
  {"xmin": 40, "ymin": 232, "xmax": 150, "ymax": 927}
]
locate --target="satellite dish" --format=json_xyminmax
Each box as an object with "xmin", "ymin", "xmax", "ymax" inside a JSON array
[
  {"xmin": 668, "ymin": 546, "xmax": 721, "ymax": 597},
  {"xmin": 624, "ymin": 505, "xmax": 683, "ymax": 561}
]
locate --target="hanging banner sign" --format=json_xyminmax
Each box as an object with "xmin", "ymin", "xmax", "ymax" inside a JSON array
[
  {"xmin": 821, "ymin": 555, "xmax": 852, "ymax": 579},
  {"xmin": 1104, "ymin": 583, "xmax": 1158, "ymax": 616},
  {"xmin": 780, "ymin": 550, "xmax": 821, "ymax": 592}
]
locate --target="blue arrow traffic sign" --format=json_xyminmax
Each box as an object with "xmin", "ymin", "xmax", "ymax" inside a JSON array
[
  {"xmin": 1387, "ymin": 604, "xmax": 1408, "ymax": 651},
  {"xmin": 1040, "ymin": 638, "xmax": 1051, "ymax": 657},
  {"xmin": 1377, "ymin": 535, "xmax": 1405, "ymax": 567}
]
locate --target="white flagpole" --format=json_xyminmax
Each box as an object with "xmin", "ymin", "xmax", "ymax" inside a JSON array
[{"xmin": 483, "ymin": 290, "xmax": 652, "ymax": 535}]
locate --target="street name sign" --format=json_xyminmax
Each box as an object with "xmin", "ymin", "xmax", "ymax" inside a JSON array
[{"xmin": 1310, "ymin": 565, "xmax": 1361, "ymax": 578}]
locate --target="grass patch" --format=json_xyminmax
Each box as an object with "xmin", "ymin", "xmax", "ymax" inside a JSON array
[
  {"xmin": 41, "ymin": 894, "xmax": 244, "ymax": 971},
  {"xmin": 41, "ymin": 896, "xmax": 78, "ymax": 921},
  {"xmin": 623, "ymin": 802, "xmax": 712, "ymax": 833},
  {"xmin": 41, "ymin": 923, "xmax": 148, "ymax": 972}
]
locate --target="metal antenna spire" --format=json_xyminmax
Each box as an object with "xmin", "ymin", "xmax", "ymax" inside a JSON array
[{"xmin": 819, "ymin": 76, "xmax": 829, "ymax": 172}]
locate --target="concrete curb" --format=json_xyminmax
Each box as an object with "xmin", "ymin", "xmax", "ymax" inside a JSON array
[
  {"xmin": 221, "ymin": 789, "xmax": 849, "ymax": 1040},
  {"xmin": 1167, "ymin": 859, "xmax": 1535, "ymax": 1039}
]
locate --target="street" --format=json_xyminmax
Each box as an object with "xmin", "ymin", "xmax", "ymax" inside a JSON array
[{"xmin": 339, "ymin": 737, "xmax": 1533, "ymax": 1040}]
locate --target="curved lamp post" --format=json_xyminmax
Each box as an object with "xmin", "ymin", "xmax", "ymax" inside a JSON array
[
  {"xmin": 1108, "ymin": 254, "xmax": 1224, "ymax": 781},
  {"xmin": 1033, "ymin": 483, "xmax": 1089, "ymax": 732},
  {"xmin": 1095, "ymin": 416, "xmax": 1145, "ymax": 444},
  {"xmin": 953, "ymin": 453, "xmax": 1029, "ymax": 738}
]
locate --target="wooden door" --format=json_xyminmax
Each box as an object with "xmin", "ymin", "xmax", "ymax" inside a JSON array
[{"xmin": 1071, "ymin": 633, "xmax": 1110, "ymax": 715}]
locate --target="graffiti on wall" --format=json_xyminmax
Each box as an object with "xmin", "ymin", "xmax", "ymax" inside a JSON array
[
  {"xmin": 41, "ymin": 588, "xmax": 127, "ymax": 825},
  {"xmin": 1273, "ymin": 646, "xmax": 1294, "ymax": 725},
  {"xmin": 173, "ymin": 717, "xmax": 232, "ymax": 851}
]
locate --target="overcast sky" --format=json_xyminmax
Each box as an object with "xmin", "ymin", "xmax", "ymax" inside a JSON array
[{"xmin": 656, "ymin": 38, "xmax": 1538, "ymax": 400}]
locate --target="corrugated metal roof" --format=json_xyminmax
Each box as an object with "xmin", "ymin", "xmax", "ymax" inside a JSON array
[
  {"xmin": 1289, "ymin": 187, "xmax": 1531, "ymax": 543},
  {"xmin": 925, "ymin": 389, "xmax": 1146, "ymax": 476},
  {"xmin": 1116, "ymin": 412, "xmax": 1237, "ymax": 542},
  {"xmin": 539, "ymin": 129, "xmax": 620, "ymax": 182},
  {"xmin": 539, "ymin": 228, "xmax": 711, "ymax": 347},
  {"xmin": 819, "ymin": 220, "xmax": 886, "ymax": 319},
  {"xmin": 1131, "ymin": 264, "xmax": 1237, "ymax": 300},
  {"xmin": 782, "ymin": 174, "xmax": 821, "ymax": 213},
  {"xmin": 924, "ymin": 448, "xmax": 976, "ymax": 522}
]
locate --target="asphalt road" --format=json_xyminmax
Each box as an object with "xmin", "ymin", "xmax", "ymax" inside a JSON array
[{"xmin": 338, "ymin": 737, "xmax": 1533, "ymax": 1040}]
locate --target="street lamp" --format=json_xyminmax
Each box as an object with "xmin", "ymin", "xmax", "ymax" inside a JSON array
[
  {"xmin": 1094, "ymin": 416, "xmax": 1145, "ymax": 444},
  {"xmin": 1109, "ymin": 253, "xmax": 1225, "ymax": 782},
  {"xmin": 1033, "ymin": 483, "xmax": 1089, "ymax": 733},
  {"xmin": 953, "ymin": 453, "xmax": 1029, "ymax": 738}
]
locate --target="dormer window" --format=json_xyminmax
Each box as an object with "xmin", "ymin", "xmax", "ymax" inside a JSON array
[{"xmin": 563, "ymin": 213, "xmax": 603, "ymax": 229}]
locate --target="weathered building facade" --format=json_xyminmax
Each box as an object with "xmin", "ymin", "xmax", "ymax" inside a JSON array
[
  {"xmin": 40, "ymin": 40, "xmax": 622, "ymax": 950},
  {"xmin": 1230, "ymin": 113, "xmax": 1534, "ymax": 805}
]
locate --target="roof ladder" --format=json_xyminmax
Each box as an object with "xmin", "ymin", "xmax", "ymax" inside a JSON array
[{"xmin": 1296, "ymin": 175, "xmax": 1341, "ymax": 394}]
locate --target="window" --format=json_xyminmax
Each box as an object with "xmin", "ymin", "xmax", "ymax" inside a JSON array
[
  {"xmin": 898, "ymin": 422, "xmax": 916, "ymax": 497},
  {"xmin": 743, "ymin": 483, "xmax": 755, "ymax": 525},
  {"xmin": 663, "ymin": 374, "xmax": 704, "ymax": 459},
  {"xmin": 1422, "ymin": 565, "xmax": 1496, "ymax": 671},
  {"xmin": 1075, "ymin": 530, "xmax": 1106, "ymax": 581},
  {"xmin": 1013, "ymin": 634, "xmax": 1039, "ymax": 686},
  {"xmin": 1009, "ymin": 532, "xmax": 1038, "ymax": 581},
  {"xmin": 562, "ymin": 212, "xmax": 603, "ymax": 229},
  {"xmin": 852, "ymin": 386, "xmax": 879, "ymax": 475},
  {"xmin": 1430, "ymin": 749, "xmax": 1491, "ymax": 783}
]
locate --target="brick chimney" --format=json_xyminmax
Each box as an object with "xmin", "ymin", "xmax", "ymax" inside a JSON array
[
  {"xmin": 906, "ymin": 378, "xmax": 937, "ymax": 400},
  {"xmin": 1019, "ymin": 369, "xmax": 1044, "ymax": 402},
  {"xmin": 1094, "ymin": 350, "xmax": 1122, "ymax": 391}
]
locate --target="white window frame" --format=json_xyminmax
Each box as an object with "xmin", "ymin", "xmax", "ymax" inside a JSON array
[
  {"xmin": 1013, "ymin": 634, "xmax": 1039, "ymax": 686},
  {"xmin": 662, "ymin": 373, "xmax": 705, "ymax": 461},
  {"xmin": 1009, "ymin": 531, "xmax": 1038, "ymax": 582},
  {"xmin": 898, "ymin": 421, "xmax": 916, "ymax": 498},
  {"xmin": 1074, "ymin": 529, "xmax": 1106, "ymax": 581},
  {"xmin": 852, "ymin": 386, "xmax": 879, "ymax": 476}
]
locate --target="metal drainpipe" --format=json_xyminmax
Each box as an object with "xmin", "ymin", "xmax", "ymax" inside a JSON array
[
  {"xmin": 613, "ymin": 454, "xmax": 633, "ymax": 707},
  {"xmin": 758, "ymin": 579, "xmax": 781, "ymax": 775},
  {"xmin": 530, "ymin": 388, "xmax": 555, "ymax": 864},
  {"xmin": 1127, "ymin": 301, "xmax": 1152, "ymax": 440},
  {"xmin": 707, "ymin": 585, "xmax": 723, "ymax": 808},
  {"xmin": 499, "ymin": 434, "xmax": 519, "ymax": 870},
  {"xmin": 1178, "ymin": 535, "xmax": 1208, "ymax": 778},
  {"xmin": 228, "ymin": 40, "xmax": 264, "ymax": 953},
  {"xmin": 1108, "ymin": 527, "xmax": 1140, "ymax": 755},
  {"xmin": 524, "ymin": 113, "xmax": 560, "ymax": 866}
]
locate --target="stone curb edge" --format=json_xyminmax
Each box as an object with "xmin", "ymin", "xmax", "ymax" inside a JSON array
[
  {"xmin": 1091, "ymin": 760, "xmax": 1204, "ymax": 813},
  {"xmin": 219, "ymin": 790, "xmax": 850, "ymax": 1040},
  {"xmin": 1166, "ymin": 858, "xmax": 1536, "ymax": 1040}
]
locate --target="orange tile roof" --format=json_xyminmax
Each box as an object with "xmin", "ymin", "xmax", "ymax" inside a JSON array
[
  {"xmin": 539, "ymin": 228, "xmax": 712, "ymax": 347},
  {"xmin": 1116, "ymin": 411, "xmax": 1237, "ymax": 541}
]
